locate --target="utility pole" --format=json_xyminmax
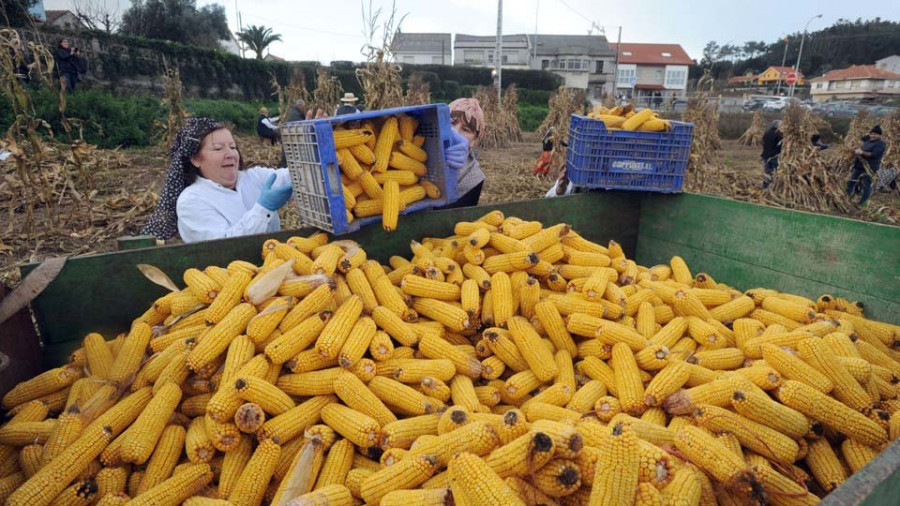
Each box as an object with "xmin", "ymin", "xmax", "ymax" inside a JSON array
[
  {"xmin": 495, "ymin": 0, "xmax": 503, "ymax": 104},
  {"xmin": 533, "ymin": 0, "xmax": 538, "ymax": 66},
  {"xmin": 775, "ymin": 37, "xmax": 788, "ymax": 96},
  {"xmin": 790, "ymin": 14, "xmax": 822, "ymax": 97},
  {"xmin": 612, "ymin": 26, "xmax": 621, "ymax": 102}
]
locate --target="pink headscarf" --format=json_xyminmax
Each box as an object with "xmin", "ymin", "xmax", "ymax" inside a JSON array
[{"xmin": 449, "ymin": 98, "xmax": 484, "ymax": 138}]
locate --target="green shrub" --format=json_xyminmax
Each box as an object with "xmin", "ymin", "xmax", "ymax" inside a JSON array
[
  {"xmin": 519, "ymin": 89, "xmax": 551, "ymax": 106},
  {"xmin": 184, "ymin": 99, "xmax": 278, "ymax": 133},
  {"xmin": 519, "ymin": 103, "xmax": 548, "ymax": 132}
]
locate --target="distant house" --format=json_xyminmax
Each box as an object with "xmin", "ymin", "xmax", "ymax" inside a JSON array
[
  {"xmin": 809, "ymin": 65, "xmax": 900, "ymax": 102},
  {"xmin": 44, "ymin": 10, "xmax": 87, "ymax": 31},
  {"xmin": 875, "ymin": 55, "xmax": 900, "ymax": 75},
  {"xmin": 220, "ymin": 33, "xmax": 242, "ymax": 57},
  {"xmin": 530, "ymin": 34, "xmax": 615, "ymax": 101},
  {"xmin": 391, "ymin": 33, "xmax": 451, "ymax": 65},
  {"xmin": 454, "ymin": 34, "xmax": 531, "ymax": 69},
  {"xmin": 264, "ymin": 54, "xmax": 285, "ymax": 62},
  {"xmin": 610, "ymin": 43, "xmax": 693, "ymax": 105},
  {"xmin": 756, "ymin": 66, "xmax": 804, "ymax": 87},
  {"xmin": 727, "ymin": 74, "xmax": 758, "ymax": 87}
]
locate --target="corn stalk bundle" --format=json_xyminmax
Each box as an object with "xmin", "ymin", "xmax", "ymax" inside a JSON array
[
  {"xmin": 501, "ymin": 84, "xmax": 524, "ymax": 143},
  {"xmin": 472, "ymin": 86, "xmax": 504, "ymax": 150},
  {"xmin": 357, "ymin": 49, "xmax": 404, "ymax": 111},
  {"xmin": 404, "ymin": 73, "xmax": 431, "ymax": 106},
  {"xmin": 738, "ymin": 111, "xmax": 765, "ymax": 146},
  {"xmin": 312, "ymin": 67, "xmax": 344, "ymax": 117},
  {"xmin": 286, "ymin": 68, "xmax": 311, "ymax": 113},
  {"xmin": 882, "ymin": 110, "xmax": 900, "ymax": 171},
  {"xmin": 683, "ymin": 73, "xmax": 722, "ymax": 191},
  {"xmin": 766, "ymin": 102, "xmax": 855, "ymax": 214},
  {"xmin": 834, "ymin": 109, "xmax": 876, "ymax": 175},
  {"xmin": 153, "ymin": 64, "xmax": 187, "ymax": 150},
  {"xmin": 537, "ymin": 86, "xmax": 586, "ymax": 178}
]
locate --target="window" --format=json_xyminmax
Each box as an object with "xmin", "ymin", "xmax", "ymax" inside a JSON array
[
  {"xmin": 617, "ymin": 67, "xmax": 636, "ymax": 86},
  {"xmin": 542, "ymin": 59, "xmax": 550, "ymax": 70},
  {"xmin": 661, "ymin": 52, "xmax": 672, "ymax": 57},
  {"xmin": 403, "ymin": 55, "xmax": 414, "ymax": 63},
  {"xmin": 432, "ymin": 55, "xmax": 444, "ymax": 64},
  {"xmin": 464, "ymin": 50, "xmax": 483, "ymax": 64},
  {"xmin": 664, "ymin": 68, "xmax": 687, "ymax": 88},
  {"xmin": 622, "ymin": 51, "xmax": 632, "ymax": 56},
  {"xmin": 595, "ymin": 60, "xmax": 604, "ymax": 73}
]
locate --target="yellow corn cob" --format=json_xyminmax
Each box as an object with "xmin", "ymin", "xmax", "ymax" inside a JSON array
[
  {"xmin": 730, "ymin": 389, "xmax": 808, "ymax": 439},
  {"xmin": 379, "ymin": 180, "xmax": 401, "ymax": 232},
  {"xmin": 372, "ymin": 117, "xmax": 399, "ymax": 173},
  {"xmin": 347, "ymin": 142, "xmax": 376, "ymax": 165},
  {"xmin": 531, "ymin": 458, "xmax": 581, "ymax": 497},
  {"xmin": 381, "ymin": 414, "xmax": 441, "ymax": 449},
  {"xmin": 187, "ymin": 303, "xmax": 256, "ymax": 372},
  {"xmin": 806, "ymin": 437, "xmax": 846, "ymax": 492},
  {"xmin": 334, "ymin": 370, "xmax": 398, "ymax": 426},
  {"xmin": 797, "ymin": 337, "xmax": 871, "ymax": 411},
  {"xmin": 321, "ymin": 403, "xmax": 381, "ymax": 448},
  {"xmin": 693, "ymin": 403, "xmax": 799, "ymax": 464},
  {"xmin": 120, "ymin": 383, "xmax": 182, "ymax": 465},
  {"xmin": 333, "ymin": 128, "xmax": 374, "ymax": 149},
  {"xmin": 588, "ymin": 421, "xmax": 640, "ymax": 506},
  {"xmin": 137, "ymin": 424, "xmax": 186, "ymax": 494},
  {"xmin": 185, "ymin": 416, "xmax": 215, "ymax": 464},
  {"xmin": 420, "ymin": 179, "xmax": 441, "ymax": 199},
  {"xmin": 412, "ymin": 298, "xmax": 470, "ymax": 332},
  {"xmin": 183, "ymin": 268, "xmax": 220, "ymax": 303},
  {"xmin": 400, "ymin": 275, "xmax": 461, "ymax": 301},
  {"xmin": 761, "ymin": 343, "xmax": 834, "ymax": 394},
  {"xmin": 18, "ymin": 445, "xmax": 42, "ymax": 478},
  {"xmin": 388, "ymin": 151, "xmax": 427, "ymax": 176},
  {"xmin": 610, "ymin": 342, "xmax": 645, "ymax": 416},
  {"xmin": 447, "ymin": 452, "xmax": 525, "ymax": 506},
  {"xmin": 360, "ymin": 454, "xmax": 437, "ymax": 504},
  {"xmin": 776, "ymin": 380, "xmax": 887, "ymax": 447},
  {"xmin": 397, "ymin": 139, "xmax": 428, "ymax": 163},
  {"xmin": 507, "ymin": 316, "xmax": 558, "ymax": 381},
  {"xmin": 531, "ymin": 301, "xmax": 577, "ymax": 357},
  {"xmin": 660, "ymin": 467, "xmax": 702, "ymax": 506}
]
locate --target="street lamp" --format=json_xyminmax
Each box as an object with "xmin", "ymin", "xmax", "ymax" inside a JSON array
[{"xmin": 790, "ymin": 14, "xmax": 822, "ymax": 97}]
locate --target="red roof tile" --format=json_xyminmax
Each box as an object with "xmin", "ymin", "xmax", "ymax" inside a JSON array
[
  {"xmin": 810, "ymin": 64, "xmax": 900, "ymax": 82},
  {"xmin": 610, "ymin": 43, "xmax": 693, "ymax": 65}
]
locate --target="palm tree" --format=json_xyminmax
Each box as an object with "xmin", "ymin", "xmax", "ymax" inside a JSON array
[{"xmin": 237, "ymin": 25, "xmax": 282, "ymax": 59}]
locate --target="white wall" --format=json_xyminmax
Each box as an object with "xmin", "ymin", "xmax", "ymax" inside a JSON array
[{"xmin": 397, "ymin": 53, "xmax": 449, "ymax": 65}]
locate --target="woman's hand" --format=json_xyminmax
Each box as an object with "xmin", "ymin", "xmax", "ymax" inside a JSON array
[
  {"xmin": 445, "ymin": 129, "xmax": 469, "ymax": 170},
  {"xmin": 257, "ymin": 173, "xmax": 293, "ymax": 211}
]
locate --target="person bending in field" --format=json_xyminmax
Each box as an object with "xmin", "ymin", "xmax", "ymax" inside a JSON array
[
  {"xmin": 142, "ymin": 118, "xmax": 293, "ymax": 243},
  {"xmin": 846, "ymin": 125, "xmax": 886, "ymax": 207},
  {"xmin": 760, "ymin": 120, "xmax": 782, "ymax": 189},
  {"xmin": 437, "ymin": 98, "xmax": 485, "ymax": 209}
]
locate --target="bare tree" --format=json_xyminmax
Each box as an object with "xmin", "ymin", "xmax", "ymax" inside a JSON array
[{"xmin": 72, "ymin": 0, "xmax": 121, "ymax": 33}]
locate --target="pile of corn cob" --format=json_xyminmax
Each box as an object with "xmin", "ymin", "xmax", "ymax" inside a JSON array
[
  {"xmin": 587, "ymin": 104, "xmax": 672, "ymax": 132},
  {"xmin": 333, "ymin": 114, "xmax": 442, "ymax": 232},
  {"xmin": 2, "ymin": 212, "xmax": 900, "ymax": 506}
]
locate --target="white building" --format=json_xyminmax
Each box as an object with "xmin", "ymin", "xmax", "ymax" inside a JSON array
[
  {"xmin": 875, "ymin": 55, "xmax": 900, "ymax": 75},
  {"xmin": 453, "ymin": 34, "xmax": 531, "ymax": 68},
  {"xmin": 529, "ymin": 34, "xmax": 616, "ymax": 101},
  {"xmin": 610, "ymin": 43, "xmax": 693, "ymax": 106},
  {"xmin": 809, "ymin": 64, "xmax": 900, "ymax": 102},
  {"xmin": 391, "ymin": 33, "xmax": 452, "ymax": 66}
]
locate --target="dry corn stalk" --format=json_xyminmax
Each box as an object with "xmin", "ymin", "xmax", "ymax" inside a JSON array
[
  {"xmin": 835, "ymin": 109, "xmax": 876, "ymax": 175},
  {"xmin": 683, "ymin": 72, "xmax": 721, "ymax": 192},
  {"xmin": 738, "ymin": 111, "xmax": 765, "ymax": 147},
  {"xmin": 357, "ymin": 1, "xmax": 405, "ymax": 111},
  {"xmin": 404, "ymin": 73, "xmax": 431, "ymax": 106},
  {"xmin": 766, "ymin": 101, "xmax": 855, "ymax": 214},
  {"xmin": 312, "ymin": 67, "xmax": 344, "ymax": 117},
  {"xmin": 538, "ymin": 85, "xmax": 586, "ymax": 179}
]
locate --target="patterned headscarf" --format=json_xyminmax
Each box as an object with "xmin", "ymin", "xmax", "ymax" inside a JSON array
[
  {"xmin": 449, "ymin": 98, "xmax": 484, "ymax": 138},
  {"xmin": 142, "ymin": 117, "xmax": 223, "ymax": 240}
]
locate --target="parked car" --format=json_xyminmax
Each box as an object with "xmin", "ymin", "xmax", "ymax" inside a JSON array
[
  {"xmin": 869, "ymin": 105, "xmax": 899, "ymax": 117},
  {"xmin": 813, "ymin": 102, "xmax": 863, "ymax": 118},
  {"xmin": 762, "ymin": 97, "xmax": 792, "ymax": 112},
  {"xmin": 742, "ymin": 96, "xmax": 781, "ymax": 112}
]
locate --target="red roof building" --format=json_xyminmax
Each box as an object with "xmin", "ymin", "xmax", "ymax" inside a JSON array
[{"xmin": 810, "ymin": 64, "xmax": 900, "ymax": 102}]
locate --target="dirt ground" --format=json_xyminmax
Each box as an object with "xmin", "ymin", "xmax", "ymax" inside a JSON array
[{"xmin": 1, "ymin": 131, "xmax": 897, "ymax": 287}]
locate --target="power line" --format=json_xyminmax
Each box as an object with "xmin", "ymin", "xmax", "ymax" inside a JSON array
[
  {"xmin": 556, "ymin": 0, "xmax": 592, "ymax": 25},
  {"xmin": 239, "ymin": 13, "xmax": 359, "ymax": 38}
]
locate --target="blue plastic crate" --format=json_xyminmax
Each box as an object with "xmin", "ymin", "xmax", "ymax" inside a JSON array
[
  {"xmin": 281, "ymin": 104, "xmax": 458, "ymax": 235},
  {"xmin": 565, "ymin": 114, "xmax": 694, "ymax": 193}
]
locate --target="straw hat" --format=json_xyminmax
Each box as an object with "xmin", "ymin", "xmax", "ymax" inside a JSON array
[{"xmin": 340, "ymin": 93, "xmax": 359, "ymax": 104}]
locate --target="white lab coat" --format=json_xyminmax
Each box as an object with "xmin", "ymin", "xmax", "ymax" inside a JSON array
[{"xmin": 176, "ymin": 166, "xmax": 291, "ymax": 243}]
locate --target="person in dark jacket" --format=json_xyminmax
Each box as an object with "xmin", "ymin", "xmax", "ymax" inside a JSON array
[
  {"xmin": 55, "ymin": 39, "xmax": 80, "ymax": 92},
  {"xmin": 811, "ymin": 134, "xmax": 829, "ymax": 150},
  {"xmin": 760, "ymin": 120, "xmax": 783, "ymax": 189},
  {"xmin": 846, "ymin": 126, "xmax": 886, "ymax": 207},
  {"xmin": 256, "ymin": 107, "xmax": 279, "ymax": 146},
  {"xmin": 283, "ymin": 99, "xmax": 307, "ymax": 124}
]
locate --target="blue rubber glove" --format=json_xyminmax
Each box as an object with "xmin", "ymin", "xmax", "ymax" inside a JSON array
[
  {"xmin": 445, "ymin": 128, "xmax": 469, "ymax": 170},
  {"xmin": 258, "ymin": 173, "xmax": 293, "ymax": 211}
]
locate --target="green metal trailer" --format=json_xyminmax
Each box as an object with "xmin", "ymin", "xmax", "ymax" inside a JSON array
[{"xmin": 2, "ymin": 191, "xmax": 898, "ymax": 504}]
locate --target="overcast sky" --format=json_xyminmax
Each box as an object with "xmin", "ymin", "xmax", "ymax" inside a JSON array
[{"xmin": 43, "ymin": 0, "xmax": 899, "ymax": 63}]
